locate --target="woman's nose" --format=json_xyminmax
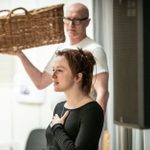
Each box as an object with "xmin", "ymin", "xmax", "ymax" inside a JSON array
[{"xmin": 52, "ymin": 70, "xmax": 57, "ymax": 78}]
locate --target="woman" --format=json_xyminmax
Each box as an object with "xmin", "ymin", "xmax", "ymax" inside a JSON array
[{"xmin": 46, "ymin": 48, "xmax": 104, "ymax": 150}]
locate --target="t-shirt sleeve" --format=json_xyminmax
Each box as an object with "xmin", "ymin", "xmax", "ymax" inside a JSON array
[{"xmin": 93, "ymin": 47, "xmax": 108, "ymax": 75}]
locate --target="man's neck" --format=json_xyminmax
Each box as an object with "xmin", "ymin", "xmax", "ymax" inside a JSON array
[{"xmin": 69, "ymin": 35, "xmax": 87, "ymax": 45}]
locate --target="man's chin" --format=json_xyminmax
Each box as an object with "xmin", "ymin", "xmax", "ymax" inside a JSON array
[
  {"xmin": 54, "ymin": 88, "xmax": 62, "ymax": 92},
  {"xmin": 68, "ymin": 32, "xmax": 76, "ymax": 36}
]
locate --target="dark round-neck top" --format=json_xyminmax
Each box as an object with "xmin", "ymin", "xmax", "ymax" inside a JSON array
[{"xmin": 46, "ymin": 101, "xmax": 104, "ymax": 150}]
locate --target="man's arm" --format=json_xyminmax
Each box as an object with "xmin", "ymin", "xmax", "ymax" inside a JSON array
[
  {"xmin": 93, "ymin": 72, "xmax": 109, "ymax": 112},
  {"xmin": 16, "ymin": 51, "xmax": 52, "ymax": 89}
]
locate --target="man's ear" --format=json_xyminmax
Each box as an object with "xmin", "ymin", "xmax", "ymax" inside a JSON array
[{"xmin": 85, "ymin": 18, "xmax": 90, "ymax": 27}]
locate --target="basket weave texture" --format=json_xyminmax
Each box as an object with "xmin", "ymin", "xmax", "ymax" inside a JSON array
[{"xmin": 0, "ymin": 4, "xmax": 65, "ymax": 53}]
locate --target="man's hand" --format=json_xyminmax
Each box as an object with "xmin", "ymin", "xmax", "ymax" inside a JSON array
[{"xmin": 0, "ymin": 49, "xmax": 22, "ymax": 56}]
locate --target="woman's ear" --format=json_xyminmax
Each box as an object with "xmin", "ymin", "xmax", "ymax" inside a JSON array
[{"xmin": 75, "ymin": 72, "xmax": 83, "ymax": 83}]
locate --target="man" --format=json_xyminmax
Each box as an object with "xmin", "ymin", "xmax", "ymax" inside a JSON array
[{"xmin": 15, "ymin": 3, "xmax": 109, "ymax": 112}]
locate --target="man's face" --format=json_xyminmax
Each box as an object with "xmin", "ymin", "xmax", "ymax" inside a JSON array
[{"xmin": 63, "ymin": 6, "xmax": 89, "ymax": 39}]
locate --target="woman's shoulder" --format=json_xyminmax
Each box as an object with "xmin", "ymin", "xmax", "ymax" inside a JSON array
[
  {"xmin": 80, "ymin": 101, "xmax": 103, "ymax": 113},
  {"xmin": 79, "ymin": 101, "xmax": 104, "ymax": 121}
]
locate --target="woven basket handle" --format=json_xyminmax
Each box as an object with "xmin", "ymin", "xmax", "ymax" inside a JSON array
[
  {"xmin": 9, "ymin": 7, "xmax": 29, "ymax": 17},
  {"xmin": 0, "ymin": 10, "xmax": 10, "ymax": 16}
]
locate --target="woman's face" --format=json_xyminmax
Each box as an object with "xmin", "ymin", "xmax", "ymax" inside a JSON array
[{"xmin": 51, "ymin": 56, "xmax": 75, "ymax": 92}]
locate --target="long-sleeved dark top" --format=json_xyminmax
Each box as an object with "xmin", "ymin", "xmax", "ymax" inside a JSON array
[{"xmin": 46, "ymin": 101, "xmax": 104, "ymax": 150}]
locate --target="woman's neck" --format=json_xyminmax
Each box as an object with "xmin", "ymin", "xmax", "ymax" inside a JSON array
[{"xmin": 64, "ymin": 90, "xmax": 92, "ymax": 109}]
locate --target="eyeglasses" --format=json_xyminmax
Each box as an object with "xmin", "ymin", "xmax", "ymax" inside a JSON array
[{"xmin": 63, "ymin": 17, "xmax": 88, "ymax": 25}]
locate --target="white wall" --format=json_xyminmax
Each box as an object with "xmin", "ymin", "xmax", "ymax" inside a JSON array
[{"xmin": 0, "ymin": 0, "xmax": 93, "ymax": 150}]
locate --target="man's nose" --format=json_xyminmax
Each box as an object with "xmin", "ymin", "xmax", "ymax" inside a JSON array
[{"xmin": 69, "ymin": 20, "xmax": 75, "ymax": 26}]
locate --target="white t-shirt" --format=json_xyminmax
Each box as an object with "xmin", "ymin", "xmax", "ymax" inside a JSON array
[{"xmin": 44, "ymin": 37, "xmax": 108, "ymax": 75}]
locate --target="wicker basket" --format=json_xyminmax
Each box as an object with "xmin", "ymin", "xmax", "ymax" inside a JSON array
[{"xmin": 0, "ymin": 4, "xmax": 65, "ymax": 53}]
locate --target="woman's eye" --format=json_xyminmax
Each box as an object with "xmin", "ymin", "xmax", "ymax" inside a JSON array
[
  {"xmin": 52, "ymin": 68, "xmax": 63, "ymax": 73},
  {"xmin": 57, "ymin": 69, "xmax": 63, "ymax": 72}
]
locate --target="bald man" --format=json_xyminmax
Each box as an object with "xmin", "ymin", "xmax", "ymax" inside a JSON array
[{"xmin": 15, "ymin": 3, "xmax": 109, "ymax": 112}]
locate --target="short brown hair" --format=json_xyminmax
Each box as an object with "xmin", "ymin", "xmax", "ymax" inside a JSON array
[{"xmin": 55, "ymin": 48, "xmax": 96, "ymax": 94}]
